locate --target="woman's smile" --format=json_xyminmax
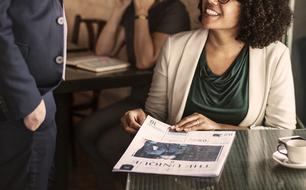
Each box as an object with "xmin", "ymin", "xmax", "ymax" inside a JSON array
[{"xmin": 205, "ymin": 8, "xmax": 221, "ymax": 17}]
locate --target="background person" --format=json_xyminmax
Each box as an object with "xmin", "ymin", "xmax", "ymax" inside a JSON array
[{"xmin": 76, "ymin": 0, "xmax": 190, "ymax": 189}]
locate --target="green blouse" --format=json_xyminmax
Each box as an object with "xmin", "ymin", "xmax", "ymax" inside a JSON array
[{"xmin": 183, "ymin": 46, "xmax": 249, "ymax": 125}]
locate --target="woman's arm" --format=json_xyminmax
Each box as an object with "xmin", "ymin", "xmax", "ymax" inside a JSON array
[
  {"xmin": 134, "ymin": 22, "xmax": 170, "ymax": 69},
  {"xmin": 95, "ymin": 0, "xmax": 131, "ymax": 56},
  {"xmin": 133, "ymin": 0, "xmax": 170, "ymax": 69},
  {"xmin": 145, "ymin": 38, "xmax": 171, "ymax": 122}
]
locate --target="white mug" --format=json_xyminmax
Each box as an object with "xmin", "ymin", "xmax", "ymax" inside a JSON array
[{"xmin": 277, "ymin": 139, "xmax": 306, "ymax": 164}]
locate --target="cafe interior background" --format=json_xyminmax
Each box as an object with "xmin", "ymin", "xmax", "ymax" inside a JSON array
[
  {"xmin": 63, "ymin": 0, "xmax": 201, "ymax": 110},
  {"xmin": 62, "ymin": 0, "xmax": 306, "ymax": 189}
]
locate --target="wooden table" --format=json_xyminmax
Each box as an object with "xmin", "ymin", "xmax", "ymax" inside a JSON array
[{"xmin": 127, "ymin": 129, "xmax": 306, "ymax": 190}]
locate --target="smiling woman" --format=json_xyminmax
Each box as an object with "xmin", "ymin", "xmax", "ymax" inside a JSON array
[
  {"xmin": 200, "ymin": 0, "xmax": 241, "ymax": 30},
  {"xmin": 122, "ymin": 0, "xmax": 296, "ymax": 132}
]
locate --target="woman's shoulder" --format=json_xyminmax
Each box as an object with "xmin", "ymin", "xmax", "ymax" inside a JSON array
[
  {"xmin": 263, "ymin": 41, "xmax": 289, "ymax": 55},
  {"xmin": 254, "ymin": 41, "xmax": 291, "ymax": 74},
  {"xmin": 250, "ymin": 41, "xmax": 290, "ymax": 65}
]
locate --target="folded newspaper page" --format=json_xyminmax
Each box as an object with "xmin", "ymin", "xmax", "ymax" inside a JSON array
[{"xmin": 113, "ymin": 116, "xmax": 235, "ymax": 177}]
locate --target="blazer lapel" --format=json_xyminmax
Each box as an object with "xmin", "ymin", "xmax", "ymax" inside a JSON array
[
  {"xmin": 169, "ymin": 29, "xmax": 208, "ymax": 124},
  {"xmin": 239, "ymin": 47, "xmax": 266, "ymax": 127}
]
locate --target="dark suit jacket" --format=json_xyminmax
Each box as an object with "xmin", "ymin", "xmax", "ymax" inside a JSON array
[{"xmin": 0, "ymin": 0, "xmax": 64, "ymax": 121}]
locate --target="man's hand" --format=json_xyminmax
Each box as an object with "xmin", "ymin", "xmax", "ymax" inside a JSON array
[
  {"xmin": 121, "ymin": 108, "xmax": 147, "ymax": 134},
  {"xmin": 23, "ymin": 100, "xmax": 46, "ymax": 132},
  {"xmin": 134, "ymin": 0, "xmax": 155, "ymax": 16}
]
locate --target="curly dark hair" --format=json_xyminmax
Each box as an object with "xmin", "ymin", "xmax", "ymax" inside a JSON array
[{"xmin": 198, "ymin": 0, "xmax": 292, "ymax": 48}]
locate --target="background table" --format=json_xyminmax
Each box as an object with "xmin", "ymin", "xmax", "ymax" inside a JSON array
[
  {"xmin": 56, "ymin": 66, "xmax": 152, "ymax": 93},
  {"xmin": 127, "ymin": 129, "xmax": 306, "ymax": 190}
]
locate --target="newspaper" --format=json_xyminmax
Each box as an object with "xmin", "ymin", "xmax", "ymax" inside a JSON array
[{"xmin": 113, "ymin": 116, "xmax": 235, "ymax": 177}]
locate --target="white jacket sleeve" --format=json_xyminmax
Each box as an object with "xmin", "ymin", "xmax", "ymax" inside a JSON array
[
  {"xmin": 145, "ymin": 38, "xmax": 171, "ymax": 122},
  {"xmin": 264, "ymin": 47, "xmax": 296, "ymax": 129}
]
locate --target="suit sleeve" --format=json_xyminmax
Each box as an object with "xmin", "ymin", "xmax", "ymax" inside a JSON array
[{"xmin": 0, "ymin": 0, "xmax": 42, "ymax": 120}]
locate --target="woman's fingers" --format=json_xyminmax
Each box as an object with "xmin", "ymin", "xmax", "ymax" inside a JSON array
[
  {"xmin": 124, "ymin": 125, "xmax": 138, "ymax": 134},
  {"xmin": 175, "ymin": 113, "xmax": 201, "ymax": 130},
  {"xmin": 173, "ymin": 113, "xmax": 217, "ymax": 132},
  {"xmin": 175, "ymin": 113, "xmax": 197, "ymax": 127},
  {"xmin": 121, "ymin": 113, "xmax": 131, "ymax": 132},
  {"xmin": 128, "ymin": 117, "xmax": 142, "ymax": 130},
  {"xmin": 184, "ymin": 123, "xmax": 211, "ymax": 132},
  {"xmin": 121, "ymin": 109, "xmax": 146, "ymax": 134},
  {"xmin": 137, "ymin": 111, "xmax": 147, "ymax": 125},
  {"xmin": 174, "ymin": 120, "xmax": 199, "ymax": 132}
]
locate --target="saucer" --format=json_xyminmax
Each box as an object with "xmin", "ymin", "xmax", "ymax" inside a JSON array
[{"xmin": 272, "ymin": 151, "xmax": 306, "ymax": 169}]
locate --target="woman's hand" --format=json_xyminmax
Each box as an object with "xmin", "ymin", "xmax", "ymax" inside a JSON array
[
  {"xmin": 173, "ymin": 113, "xmax": 222, "ymax": 132},
  {"xmin": 121, "ymin": 108, "xmax": 147, "ymax": 134},
  {"xmin": 134, "ymin": 0, "xmax": 155, "ymax": 16},
  {"xmin": 114, "ymin": 0, "xmax": 132, "ymax": 12}
]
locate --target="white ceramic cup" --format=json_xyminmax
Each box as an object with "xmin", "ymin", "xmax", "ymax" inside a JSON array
[{"xmin": 277, "ymin": 139, "xmax": 306, "ymax": 164}]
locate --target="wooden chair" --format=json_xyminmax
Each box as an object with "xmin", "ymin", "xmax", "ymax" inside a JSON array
[
  {"xmin": 71, "ymin": 15, "xmax": 107, "ymax": 117},
  {"xmin": 71, "ymin": 14, "xmax": 106, "ymax": 51}
]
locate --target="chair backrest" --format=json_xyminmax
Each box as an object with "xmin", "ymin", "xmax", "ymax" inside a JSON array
[
  {"xmin": 71, "ymin": 14, "xmax": 106, "ymax": 51},
  {"xmin": 296, "ymin": 116, "xmax": 305, "ymax": 129}
]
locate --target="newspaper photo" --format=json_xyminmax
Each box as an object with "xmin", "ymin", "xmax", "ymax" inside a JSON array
[{"xmin": 113, "ymin": 116, "xmax": 235, "ymax": 177}]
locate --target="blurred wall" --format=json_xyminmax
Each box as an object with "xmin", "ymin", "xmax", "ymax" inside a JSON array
[{"xmin": 291, "ymin": 0, "xmax": 306, "ymax": 125}]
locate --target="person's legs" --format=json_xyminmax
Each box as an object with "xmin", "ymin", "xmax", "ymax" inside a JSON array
[
  {"xmin": 0, "ymin": 120, "xmax": 33, "ymax": 190},
  {"xmin": 0, "ymin": 92, "xmax": 56, "ymax": 190},
  {"xmin": 76, "ymin": 97, "xmax": 140, "ymax": 160},
  {"xmin": 76, "ymin": 97, "xmax": 140, "ymax": 189},
  {"xmin": 94, "ymin": 125, "xmax": 132, "ymax": 189}
]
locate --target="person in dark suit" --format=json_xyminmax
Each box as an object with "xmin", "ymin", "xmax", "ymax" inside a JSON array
[{"xmin": 0, "ymin": 0, "xmax": 65, "ymax": 189}]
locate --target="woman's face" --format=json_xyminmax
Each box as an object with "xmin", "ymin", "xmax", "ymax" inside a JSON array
[{"xmin": 201, "ymin": 0, "xmax": 241, "ymax": 31}]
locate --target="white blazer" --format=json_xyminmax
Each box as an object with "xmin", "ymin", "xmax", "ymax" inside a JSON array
[{"xmin": 145, "ymin": 29, "xmax": 296, "ymax": 129}]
